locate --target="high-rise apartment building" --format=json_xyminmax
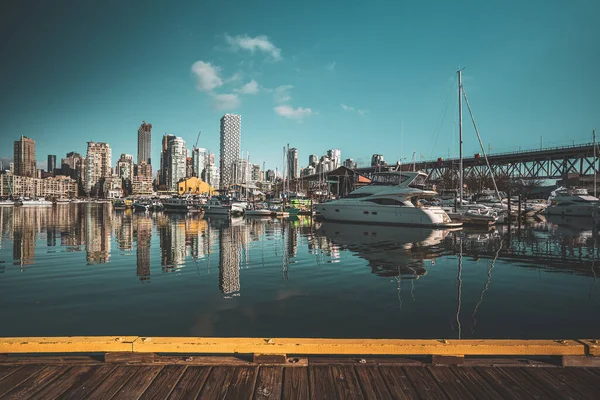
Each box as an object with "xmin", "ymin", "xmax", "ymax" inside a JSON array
[
  {"xmin": 84, "ymin": 142, "xmax": 112, "ymax": 196},
  {"xmin": 219, "ymin": 114, "xmax": 241, "ymax": 190},
  {"xmin": 327, "ymin": 149, "xmax": 341, "ymax": 169},
  {"xmin": 343, "ymin": 158, "xmax": 357, "ymax": 169},
  {"xmin": 135, "ymin": 161, "xmax": 153, "ymax": 179},
  {"xmin": 47, "ymin": 155, "xmax": 56, "ymax": 175},
  {"xmin": 371, "ymin": 154, "xmax": 385, "ymax": 167},
  {"xmin": 14, "ymin": 136, "xmax": 36, "ymax": 177},
  {"xmin": 162, "ymin": 136, "xmax": 186, "ymax": 191},
  {"xmin": 116, "ymin": 154, "xmax": 134, "ymax": 182},
  {"xmin": 309, "ymin": 154, "xmax": 318, "ymax": 167},
  {"xmin": 266, "ymin": 169, "xmax": 275, "ymax": 182},
  {"xmin": 137, "ymin": 121, "xmax": 152, "ymax": 165},
  {"xmin": 192, "ymin": 148, "xmax": 207, "ymax": 179},
  {"xmin": 287, "ymin": 147, "xmax": 298, "ymax": 180},
  {"xmin": 159, "ymin": 134, "xmax": 175, "ymax": 188},
  {"xmin": 251, "ymin": 164, "xmax": 261, "ymax": 182},
  {"xmin": 205, "ymin": 163, "xmax": 219, "ymax": 189}
]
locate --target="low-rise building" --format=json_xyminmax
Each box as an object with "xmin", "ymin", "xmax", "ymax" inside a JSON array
[
  {"xmin": 0, "ymin": 173, "xmax": 77, "ymax": 199},
  {"xmin": 177, "ymin": 177, "xmax": 217, "ymax": 196}
]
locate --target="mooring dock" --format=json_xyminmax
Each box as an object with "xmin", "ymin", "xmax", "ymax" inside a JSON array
[{"xmin": 0, "ymin": 337, "xmax": 599, "ymax": 399}]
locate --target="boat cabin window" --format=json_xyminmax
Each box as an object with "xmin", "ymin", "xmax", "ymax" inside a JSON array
[
  {"xmin": 407, "ymin": 174, "xmax": 428, "ymax": 189},
  {"xmin": 346, "ymin": 193, "xmax": 372, "ymax": 198},
  {"xmin": 366, "ymin": 198, "xmax": 405, "ymax": 206},
  {"xmin": 370, "ymin": 174, "xmax": 408, "ymax": 186}
]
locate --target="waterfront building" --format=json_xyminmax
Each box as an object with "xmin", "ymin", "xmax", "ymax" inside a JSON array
[
  {"xmin": 371, "ymin": 154, "xmax": 385, "ymax": 167},
  {"xmin": 205, "ymin": 163, "xmax": 219, "ymax": 189},
  {"xmin": 102, "ymin": 176, "xmax": 123, "ymax": 199},
  {"xmin": 116, "ymin": 154, "xmax": 134, "ymax": 182},
  {"xmin": 343, "ymin": 158, "xmax": 357, "ymax": 169},
  {"xmin": 234, "ymin": 158, "xmax": 251, "ymax": 184},
  {"xmin": 219, "ymin": 114, "xmax": 241, "ymax": 190},
  {"xmin": 132, "ymin": 176, "xmax": 153, "ymax": 195},
  {"xmin": 135, "ymin": 161, "xmax": 152, "ymax": 180},
  {"xmin": 288, "ymin": 148, "xmax": 298, "ymax": 180},
  {"xmin": 0, "ymin": 173, "xmax": 77, "ymax": 199},
  {"xmin": 47, "ymin": 155, "xmax": 56, "ymax": 175},
  {"xmin": 137, "ymin": 121, "xmax": 152, "ymax": 165},
  {"xmin": 14, "ymin": 136, "xmax": 36, "ymax": 178},
  {"xmin": 159, "ymin": 135, "xmax": 186, "ymax": 191},
  {"xmin": 177, "ymin": 177, "xmax": 216, "ymax": 196},
  {"xmin": 327, "ymin": 149, "xmax": 341, "ymax": 169},
  {"xmin": 192, "ymin": 147, "xmax": 207, "ymax": 179},
  {"xmin": 84, "ymin": 142, "xmax": 112, "ymax": 196},
  {"xmin": 252, "ymin": 164, "xmax": 261, "ymax": 182}
]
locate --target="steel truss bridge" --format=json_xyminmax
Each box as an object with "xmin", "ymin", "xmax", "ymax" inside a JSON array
[{"xmin": 356, "ymin": 142, "xmax": 598, "ymax": 181}]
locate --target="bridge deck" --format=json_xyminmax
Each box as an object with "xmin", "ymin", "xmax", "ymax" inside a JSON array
[{"xmin": 0, "ymin": 357, "xmax": 599, "ymax": 399}]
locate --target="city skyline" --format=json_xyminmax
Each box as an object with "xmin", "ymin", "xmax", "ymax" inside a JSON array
[{"xmin": 1, "ymin": 1, "xmax": 597, "ymax": 173}]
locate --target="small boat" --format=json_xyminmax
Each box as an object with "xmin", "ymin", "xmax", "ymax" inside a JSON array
[
  {"xmin": 203, "ymin": 197, "xmax": 244, "ymax": 216},
  {"xmin": 133, "ymin": 198, "xmax": 151, "ymax": 212},
  {"xmin": 17, "ymin": 198, "xmax": 53, "ymax": 207},
  {"xmin": 54, "ymin": 198, "xmax": 71, "ymax": 205},
  {"xmin": 0, "ymin": 199, "xmax": 14, "ymax": 207},
  {"xmin": 163, "ymin": 197, "xmax": 194, "ymax": 212},
  {"xmin": 245, "ymin": 203, "xmax": 273, "ymax": 216},
  {"xmin": 113, "ymin": 199, "xmax": 127, "ymax": 210}
]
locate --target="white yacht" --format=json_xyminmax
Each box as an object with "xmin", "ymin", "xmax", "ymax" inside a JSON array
[
  {"xmin": 544, "ymin": 187, "xmax": 599, "ymax": 217},
  {"xmin": 0, "ymin": 199, "xmax": 14, "ymax": 207},
  {"xmin": 203, "ymin": 197, "xmax": 244, "ymax": 216},
  {"xmin": 318, "ymin": 171, "xmax": 462, "ymax": 228},
  {"xmin": 17, "ymin": 198, "xmax": 53, "ymax": 207}
]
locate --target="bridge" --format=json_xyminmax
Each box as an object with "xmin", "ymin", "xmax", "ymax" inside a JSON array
[{"xmin": 355, "ymin": 142, "xmax": 598, "ymax": 180}]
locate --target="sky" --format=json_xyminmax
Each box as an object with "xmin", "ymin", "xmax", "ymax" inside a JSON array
[{"xmin": 0, "ymin": 0, "xmax": 598, "ymax": 173}]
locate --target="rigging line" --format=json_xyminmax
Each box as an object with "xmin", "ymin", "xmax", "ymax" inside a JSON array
[
  {"xmin": 429, "ymin": 76, "xmax": 456, "ymax": 158},
  {"xmin": 471, "ymin": 239, "xmax": 504, "ymax": 334},
  {"xmin": 461, "ymin": 86, "xmax": 501, "ymax": 200}
]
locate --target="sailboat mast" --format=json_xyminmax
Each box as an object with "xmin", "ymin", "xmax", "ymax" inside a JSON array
[
  {"xmin": 594, "ymin": 129, "xmax": 597, "ymax": 198},
  {"xmin": 458, "ymin": 69, "xmax": 464, "ymax": 206}
]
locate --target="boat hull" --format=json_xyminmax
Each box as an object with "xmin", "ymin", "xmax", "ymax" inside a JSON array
[
  {"xmin": 318, "ymin": 203, "xmax": 460, "ymax": 228},
  {"xmin": 245, "ymin": 210, "xmax": 273, "ymax": 216},
  {"xmin": 544, "ymin": 204, "xmax": 599, "ymax": 217}
]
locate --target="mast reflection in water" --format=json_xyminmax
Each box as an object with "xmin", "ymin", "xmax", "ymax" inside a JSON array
[{"xmin": 0, "ymin": 204, "xmax": 599, "ymax": 339}]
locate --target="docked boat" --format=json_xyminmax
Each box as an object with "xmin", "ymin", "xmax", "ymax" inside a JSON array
[
  {"xmin": 544, "ymin": 187, "xmax": 600, "ymax": 217},
  {"xmin": 245, "ymin": 203, "xmax": 273, "ymax": 216},
  {"xmin": 0, "ymin": 199, "xmax": 14, "ymax": 207},
  {"xmin": 113, "ymin": 199, "xmax": 127, "ymax": 210},
  {"xmin": 163, "ymin": 197, "xmax": 194, "ymax": 212},
  {"xmin": 133, "ymin": 198, "xmax": 151, "ymax": 212},
  {"xmin": 17, "ymin": 198, "xmax": 53, "ymax": 207},
  {"xmin": 203, "ymin": 197, "xmax": 244, "ymax": 216},
  {"xmin": 318, "ymin": 171, "xmax": 462, "ymax": 228}
]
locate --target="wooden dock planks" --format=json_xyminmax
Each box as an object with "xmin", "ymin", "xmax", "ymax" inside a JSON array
[{"xmin": 0, "ymin": 361, "xmax": 596, "ymax": 399}]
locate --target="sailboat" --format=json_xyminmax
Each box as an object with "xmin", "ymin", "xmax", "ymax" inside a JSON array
[{"xmin": 447, "ymin": 70, "xmax": 499, "ymax": 226}]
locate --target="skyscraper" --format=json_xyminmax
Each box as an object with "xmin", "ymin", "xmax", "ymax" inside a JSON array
[
  {"xmin": 309, "ymin": 154, "xmax": 318, "ymax": 167},
  {"xmin": 159, "ymin": 134, "xmax": 175, "ymax": 188},
  {"xmin": 327, "ymin": 149, "xmax": 341, "ymax": 169},
  {"xmin": 137, "ymin": 121, "xmax": 152, "ymax": 165},
  {"xmin": 219, "ymin": 114, "xmax": 241, "ymax": 190},
  {"xmin": 47, "ymin": 155, "xmax": 56, "ymax": 175},
  {"xmin": 287, "ymin": 147, "xmax": 298, "ymax": 180},
  {"xmin": 163, "ymin": 136, "xmax": 186, "ymax": 191},
  {"xmin": 14, "ymin": 136, "xmax": 36, "ymax": 177},
  {"xmin": 84, "ymin": 142, "xmax": 112, "ymax": 196},
  {"xmin": 192, "ymin": 147, "xmax": 207, "ymax": 179}
]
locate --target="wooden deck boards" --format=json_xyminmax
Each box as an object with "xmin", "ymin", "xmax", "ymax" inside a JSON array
[{"xmin": 0, "ymin": 361, "xmax": 597, "ymax": 399}]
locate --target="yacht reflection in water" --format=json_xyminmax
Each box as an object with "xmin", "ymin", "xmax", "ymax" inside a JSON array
[{"xmin": 315, "ymin": 221, "xmax": 451, "ymax": 278}]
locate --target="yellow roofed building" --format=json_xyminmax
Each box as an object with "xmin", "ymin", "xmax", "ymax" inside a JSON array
[{"xmin": 177, "ymin": 177, "xmax": 217, "ymax": 196}]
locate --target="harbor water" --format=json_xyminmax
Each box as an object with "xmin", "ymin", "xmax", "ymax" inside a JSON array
[{"xmin": 0, "ymin": 204, "xmax": 599, "ymax": 339}]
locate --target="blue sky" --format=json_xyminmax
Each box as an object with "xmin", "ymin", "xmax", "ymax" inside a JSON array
[{"xmin": 0, "ymin": 0, "xmax": 598, "ymax": 172}]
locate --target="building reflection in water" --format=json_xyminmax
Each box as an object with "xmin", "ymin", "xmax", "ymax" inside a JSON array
[
  {"xmin": 159, "ymin": 214, "xmax": 187, "ymax": 271},
  {"xmin": 135, "ymin": 213, "xmax": 152, "ymax": 282},
  {"xmin": 215, "ymin": 217, "xmax": 243, "ymax": 297},
  {"xmin": 85, "ymin": 204, "xmax": 111, "ymax": 264}
]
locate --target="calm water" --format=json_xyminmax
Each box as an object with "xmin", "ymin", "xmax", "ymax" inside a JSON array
[{"xmin": 0, "ymin": 204, "xmax": 599, "ymax": 339}]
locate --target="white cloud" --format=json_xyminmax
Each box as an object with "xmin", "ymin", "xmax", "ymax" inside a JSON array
[
  {"xmin": 235, "ymin": 80, "xmax": 259, "ymax": 95},
  {"xmin": 273, "ymin": 85, "xmax": 293, "ymax": 103},
  {"xmin": 225, "ymin": 34, "xmax": 282, "ymax": 61},
  {"xmin": 341, "ymin": 103, "xmax": 368, "ymax": 115},
  {"xmin": 212, "ymin": 93, "xmax": 240, "ymax": 110},
  {"xmin": 191, "ymin": 61, "xmax": 223, "ymax": 92},
  {"xmin": 325, "ymin": 61, "xmax": 336, "ymax": 71},
  {"xmin": 274, "ymin": 105, "xmax": 313, "ymax": 120}
]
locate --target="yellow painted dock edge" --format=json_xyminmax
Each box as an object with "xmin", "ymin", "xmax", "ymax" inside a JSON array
[{"xmin": 0, "ymin": 337, "xmax": 598, "ymax": 356}]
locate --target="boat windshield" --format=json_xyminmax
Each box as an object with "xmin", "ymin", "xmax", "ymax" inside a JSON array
[{"xmin": 370, "ymin": 173, "xmax": 409, "ymax": 186}]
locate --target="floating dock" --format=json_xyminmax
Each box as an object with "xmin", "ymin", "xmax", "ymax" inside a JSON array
[{"xmin": 0, "ymin": 337, "xmax": 599, "ymax": 398}]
